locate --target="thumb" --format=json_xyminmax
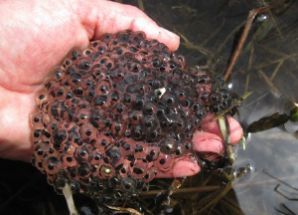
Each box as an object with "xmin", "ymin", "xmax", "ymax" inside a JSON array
[{"xmin": 75, "ymin": 0, "xmax": 180, "ymax": 51}]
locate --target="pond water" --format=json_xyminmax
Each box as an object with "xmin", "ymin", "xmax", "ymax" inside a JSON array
[
  {"xmin": 0, "ymin": 0, "xmax": 297, "ymax": 215},
  {"xmin": 133, "ymin": 0, "xmax": 298, "ymax": 214}
]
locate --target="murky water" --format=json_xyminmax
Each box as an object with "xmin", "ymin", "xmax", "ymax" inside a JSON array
[
  {"xmin": 145, "ymin": 0, "xmax": 297, "ymax": 214},
  {"xmin": 0, "ymin": 1, "xmax": 297, "ymax": 215},
  {"xmin": 125, "ymin": 0, "xmax": 298, "ymax": 214}
]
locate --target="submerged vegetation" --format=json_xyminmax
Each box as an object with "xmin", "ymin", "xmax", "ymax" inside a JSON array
[{"xmin": 0, "ymin": 0, "xmax": 297, "ymax": 214}]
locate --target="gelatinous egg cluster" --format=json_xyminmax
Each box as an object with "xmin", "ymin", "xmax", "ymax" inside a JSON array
[{"xmin": 31, "ymin": 30, "xmax": 234, "ymax": 201}]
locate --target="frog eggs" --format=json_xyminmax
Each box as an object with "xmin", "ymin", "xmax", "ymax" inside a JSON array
[{"xmin": 31, "ymin": 30, "xmax": 234, "ymax": 203}]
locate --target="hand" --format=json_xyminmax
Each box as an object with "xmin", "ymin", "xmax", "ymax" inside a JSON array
[{"xmin": 0, "ymin": 0, "xmax": 243, "ymax": 178}]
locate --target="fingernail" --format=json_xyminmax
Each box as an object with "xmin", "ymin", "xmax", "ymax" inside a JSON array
[
  {"xmin": 227, "ymin": 117, "xmax": 244, "ymax": 144},
  {"xmin": 192, "ymin": 131, "xmax": 223, "ymax": 154},
  {"xmin": 172, "ymin": 160, "xmax": 200, "ymax": 177}
]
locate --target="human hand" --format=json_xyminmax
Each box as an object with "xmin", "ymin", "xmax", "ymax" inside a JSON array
[{"xmin": 0, "ymin": 0, "xmax": 243, "ymax": 178}]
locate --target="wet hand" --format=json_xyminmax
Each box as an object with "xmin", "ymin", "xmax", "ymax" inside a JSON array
[
  {"xmin": 0, "ymin": 0, "xmax": 179, "ymax": 161},
  {"xmin": 0, "ymin": 0, "xmax": 243, "ymax": 178}
]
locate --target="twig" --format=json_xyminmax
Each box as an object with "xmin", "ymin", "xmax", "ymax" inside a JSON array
[
  {"xmin": 140, "ymin": 185, "xmax": 220, "ymax": 197},
  {"xmin": 106, "ymin": 205, "xmax": 143, "ymax": 215},
  {"xmin": 270, "ymin": 60, "xmax": 284, "ymax": 81},
  {"xmin": 258, "ymin": 69, "xmax": 281, "ymax": 97},
  {"xmin": 217, "ymin": 116, "xmax": 235, "ymax": 165},
  {"xmin": 263, "ymin": 170, "xmax": 298, "ymax": 191},
  {"xmin": 137, "ymin": 0, "xmax": 145, "ymax": 11},
  {"xmin": 201, "ymin": 20, "xmax": 226, "ymax": 46},
  {"xmin": 197, "ymin": 182, "xmax": 233, "ymax": 213},
  {"xmin": 177, "ymin": 31, "xmax": 212, "ymax": 56},
  {"xmin": 254, "ymin": 53, "xmax": 298, "ymax": 70},
  {"xmin": 209, "ymin": 20, "xmax": 245, "ymax": 70},
  {"xmin": 224, "ymin": 7, "xmax": 271, "ymax": 81},
  {"xmin": 275, "ymin": 203, "xmax": 296, "ymax": 215},
  {"xmin": 274, "ymin": 184, "xmax": 298, "ymax": 201},
  {"xmin": 62, "ymin": 184, "xmax": 78, "ymax": 215},
  {"xmin": 141, "ymin": 171, "xmax": 298, "ymax": 198}
]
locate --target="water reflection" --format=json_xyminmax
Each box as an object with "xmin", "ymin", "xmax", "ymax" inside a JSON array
[{"xmin": 125, "ymin": 0, "xmax": 298, "ymax": 214}]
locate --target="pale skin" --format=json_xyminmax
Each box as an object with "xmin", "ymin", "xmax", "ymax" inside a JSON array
[{"xmin": 0, "ymin": 0, "xmax": 243, "ymax": 178}]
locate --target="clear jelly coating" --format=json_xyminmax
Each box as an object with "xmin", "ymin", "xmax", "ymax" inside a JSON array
[{"xmin": 31, "ymin": 30, "xmax": 234, "ymax": 202}]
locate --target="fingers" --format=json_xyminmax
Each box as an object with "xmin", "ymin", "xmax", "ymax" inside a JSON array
[
  {"xmin": 115, "ymin": 137, "xmax": 201, "ymax": 179},
  {"xmin": 118, "ymin": 154, "xmax": 201, "ymax": 180},
  {"xmin": 157, "ymin": 156, "xmax": 201, "ymax": 178},
  {"xmin": 117, "ymin": 114, "xmax": 243, "ymax": 179},
  {"xmin": 192, "ymin": 114, "xmax": 243, "ymax": 154},
  {"xmin": 200, "ymin": 114, "xmax": 243, "ymax": 144},
  {"xmin": 157, "ymin": 115, "xmax": 244, "ymax": 178},
  {"xmin": 76, "ymin": 0, "xmax": 180, "ymax": 50},
  {"xmin": 192, "ymin": 131, "xmax": 224, "ymax": 154}
]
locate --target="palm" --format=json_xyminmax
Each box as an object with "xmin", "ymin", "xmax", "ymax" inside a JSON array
[
  {"xmin": 0, "ymin": 0, "xmax": 91, "ymax": 161},
  {"xmin": 0, "ymin": 0, "xmax": 243, "ymax": 178},
  {"xmin": 0, "ymin": 0, "xmax": 179, "ymax": 161}
]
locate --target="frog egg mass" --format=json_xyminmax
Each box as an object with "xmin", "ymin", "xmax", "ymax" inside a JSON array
[{"xmin": 31, "ymin": 30, "xmax": 234, "ymax": 202}]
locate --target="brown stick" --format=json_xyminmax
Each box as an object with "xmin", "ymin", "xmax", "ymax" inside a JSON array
[
  {"xmin": 140, "ymin": 173, "xmax": 298, "ymax": 198},
  {"xmin": 224, "ymin": 7, "xmax": 270, "ymax": 81}
]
